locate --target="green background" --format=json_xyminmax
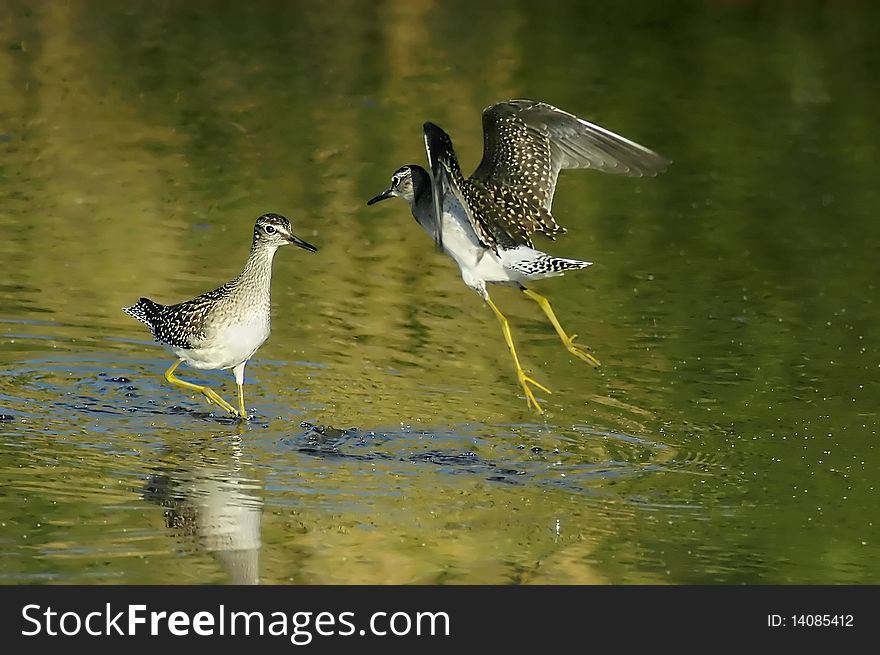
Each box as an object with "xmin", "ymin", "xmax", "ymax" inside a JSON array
[{"xmin": 0, "ymin": 0, "xmax": 877, "ymax": 583}]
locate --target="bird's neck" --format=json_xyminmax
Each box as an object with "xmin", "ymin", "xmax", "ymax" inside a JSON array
[
  {"xmin": 412, "ymin": 183, "xmax": 435, "ymax": 233},
  {"xmin": 235, "ymin": 244, "xmax": 278, "ymax": 295}
]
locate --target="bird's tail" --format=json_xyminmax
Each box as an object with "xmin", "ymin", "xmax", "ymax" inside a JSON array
[
  {"xmin": 501, "ymin": 246, "xmax": 592, "ymax": 279},
  {"xmin": 123, "ymin": 297, "xmax": 162, "ymax": 332}
]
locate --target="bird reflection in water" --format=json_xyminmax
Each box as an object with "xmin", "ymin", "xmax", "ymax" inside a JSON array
[{"xmin": 142, "ymin": 434, "xmax": 262, "ymax": 584}]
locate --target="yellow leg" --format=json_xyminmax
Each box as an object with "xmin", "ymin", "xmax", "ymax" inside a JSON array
[
  {"xmin": 485, "ymin": 296, "xmax": 551, "ymax": 414},
  {"xmin": 237, "ymin": 382, "xmax": 247, "ymax": 420},
  {"xmin": 522, "ymin": 288, "xmax": 601, "ymax": 367},
  {"xmin": 163, "ymin": 360, "xmax": 239, "ymax": 417}
]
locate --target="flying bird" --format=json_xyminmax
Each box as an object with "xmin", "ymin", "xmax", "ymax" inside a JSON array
[{"xmin": 368, "ymin": 99, "xmax": 668, "ymax": 413}]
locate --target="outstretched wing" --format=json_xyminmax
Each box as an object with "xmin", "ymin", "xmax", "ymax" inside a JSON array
[
  {"xmin": 424, "ymin": 121, "xmax": 551, "ymax": 250},
  {"xmin": 460, "ymin": 178, "xmax": 552, "ymax": 248},
  {"xmin": 424, "ymin": 121, "xmax": 502, "ymax": 251},
  {"xmin": 472, "ymin": 99, "xmax": 670, "ymax": 216}
]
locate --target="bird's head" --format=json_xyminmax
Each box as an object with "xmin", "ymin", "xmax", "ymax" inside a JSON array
[
  {"xmin": 253, "ymin": 213, "xmax": 317, "ymax": 252},
  {"xmin": 367, "ymin": 165, "xmax": 430, "ymax": 207}
]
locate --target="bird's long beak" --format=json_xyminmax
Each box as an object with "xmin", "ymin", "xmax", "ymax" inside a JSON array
[
  {"xmin": 366, "ymin": 187, "xmax": 393, "ymax": 206},
  {"xmin": 288, "ymin": 234, "xmax": 318, "ymax": 252}
]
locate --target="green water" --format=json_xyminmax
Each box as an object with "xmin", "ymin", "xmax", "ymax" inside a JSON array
[{"xmin": 0, "ymin": 0, "xmax": 878, "ymax": 584}]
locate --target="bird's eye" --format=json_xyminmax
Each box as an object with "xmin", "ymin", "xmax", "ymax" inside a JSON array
[
  {"xmin": 392, "ymin": 176, "xmax": 400, "ymax": 186},
  {"xmin": 263, "ymin": 225, "xmax": 276, "ymax": 234}
]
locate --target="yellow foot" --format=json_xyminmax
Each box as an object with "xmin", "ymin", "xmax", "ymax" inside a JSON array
[
  {"xmin": 562, "ymin": 334, "xmax": 601, "ymax": 367},
  {"xmin": 518, "ymin": 371, "xmax": 551, "ymax": 414},
  {"xmin": 201, "ymin": 388, "xmax": 242, "ymax": 418}
]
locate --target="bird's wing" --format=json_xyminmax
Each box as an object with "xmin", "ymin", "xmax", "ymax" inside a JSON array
[
  {"xmin": 424, "ymin": 121, "xmax": 503, "ymax": 251},
  {"xmin": 460, "ymin": 178, "xmax": 556, "ymax": 248},
  {"xmin": 472, "ymin": 99, "xmax": 670, "ymax": 214},
  {"xmin": 124, "ymin": 297, "xmax": 194, "ymax": 349},
  {"xmin": 152, "ymin": 292, "xmax": 226, "ymax": 349}
]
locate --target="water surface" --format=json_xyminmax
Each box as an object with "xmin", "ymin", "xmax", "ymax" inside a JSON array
[{"xmin": 0, "ymin": 0, "xmax": 878, "ymax": 584}]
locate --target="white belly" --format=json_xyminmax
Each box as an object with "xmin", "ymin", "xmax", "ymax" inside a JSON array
[
  {"xmin": 440, "ymin": 211, "xmax": 511, "ymax": 289},
  {"xmin": 172, "ymin": 318, "xmax": 270, "ymax": 371}
]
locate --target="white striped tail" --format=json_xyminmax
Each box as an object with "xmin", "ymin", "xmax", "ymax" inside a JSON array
[{"xmin": 501, "ymin": 246, "xmax": 592, "ymax": 280}]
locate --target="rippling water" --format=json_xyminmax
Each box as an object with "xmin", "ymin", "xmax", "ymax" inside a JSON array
[{"xmin": 0, "ymin": 0, "xmax": 878, "ymax": 584}]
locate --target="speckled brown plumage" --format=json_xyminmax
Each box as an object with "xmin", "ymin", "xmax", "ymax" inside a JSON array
[
  {"xmin": 124, "ymin": 282, "xmax": 247, "ymax": 351},
  {"xmin": 425, "ymin": 99, "xmax": 670, "ymax": 250}
]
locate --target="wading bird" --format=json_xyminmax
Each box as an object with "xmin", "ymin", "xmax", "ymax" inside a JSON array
[{"xmin": 124, "ymin": 213, "xmax": 317, "ymax": 419}]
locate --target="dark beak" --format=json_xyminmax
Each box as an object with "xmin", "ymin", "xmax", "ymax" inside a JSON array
[
  {"xmin": 367, "ymin": 187, "xmax": 393, "ymax": 206},
  {"xmin": 288, "ymin": 234, "xmax": 318, "ymax": 253}
]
